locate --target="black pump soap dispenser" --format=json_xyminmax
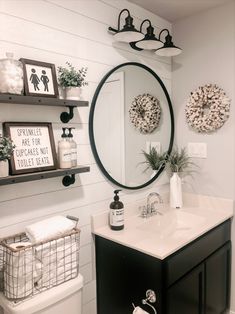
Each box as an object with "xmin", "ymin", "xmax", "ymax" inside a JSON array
[{"xmin": 109, "ymin": 189, "xmax": 124, "ymax": 230}]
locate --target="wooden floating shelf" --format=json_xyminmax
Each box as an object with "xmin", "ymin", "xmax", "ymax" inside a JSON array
[
  {"xmin": 0, "ymin": 94, "xmax": 89, "ymax": 122},
  {"xmin": 0, "ymin": 94, "xmax": 89, "ymax": 108},
  {"xmin": 0, "ymin": 166, "xmax": 90, "ymax": 186}
]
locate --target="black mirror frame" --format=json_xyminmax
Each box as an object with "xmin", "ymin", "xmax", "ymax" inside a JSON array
[{"xmin": 89, "ymin": 62, "xmax": 174, "ymax": 190}]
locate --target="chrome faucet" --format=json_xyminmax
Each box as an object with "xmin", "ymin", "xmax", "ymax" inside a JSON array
[{"xmin": 140, "ymin": 192, "xmax": 163, "ymax": 218}]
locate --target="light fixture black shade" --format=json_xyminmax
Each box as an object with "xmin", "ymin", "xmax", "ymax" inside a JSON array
[
  {"xmin": 108, "ymin": 14, "xmax": 182, "ymax": 57},
  {"xmin": 134, "ymin": 19, "xmax": 164, "ymax": 50},
  {"xmin": 155, "ymin": 29, "xmax": 182, "ymax": 57},
  {"xmin": 108, "ymin": 9, "xmax": 144, "ymax": 43}
]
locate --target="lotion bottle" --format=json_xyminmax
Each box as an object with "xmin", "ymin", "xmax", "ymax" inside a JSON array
[
  {"xmin": 109, "ymin": 189, "xmax": 124, "ymax": 230},
  {"xmin": 58, "ymin": 128, "xmax": 72, "ymax": 169},
  {"xmin": 68, "ymin": 127, "xmax": 77, "ymax": 167}
]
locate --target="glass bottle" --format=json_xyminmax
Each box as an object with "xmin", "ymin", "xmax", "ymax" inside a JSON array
[{"xmin": 0, "ymin": 52, "xmax": 24, "ymax": 94}]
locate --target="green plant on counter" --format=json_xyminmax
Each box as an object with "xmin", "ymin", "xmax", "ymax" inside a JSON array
[
  {"xmin": 57, "ymin": 62, "xmax": 88, "ymax": 87},
  {"xmin": 167, "ymin": 147, "xmax": 196, "ymax": 174},
  {"xmin": 0, "ymin": 136, "xmax": 15, "ymax": 161},
  {"xmin": 140, "ymin": 146, "xmax": 167, "ymax": 172}
]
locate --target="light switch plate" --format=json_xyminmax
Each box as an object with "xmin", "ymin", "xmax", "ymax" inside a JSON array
[
  {"xmin": 146, "ymin": 141, "xmax": 161, "ymax": 154},
  {"xmin": 188, "ymin": 142, "xmax": 207, "ymax": 158}
]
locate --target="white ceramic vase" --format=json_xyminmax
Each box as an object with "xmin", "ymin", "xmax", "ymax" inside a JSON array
[
  {"xmin": 170, "ymin": 172, "xmax": 182, "ymax": 208},
  {"xmin": 0, "ymin": 160, "xmax": 9, "ymax": 177},
  {"xmin": 65, "ymin": 87, "xmax": 81, "ymax": 100}
]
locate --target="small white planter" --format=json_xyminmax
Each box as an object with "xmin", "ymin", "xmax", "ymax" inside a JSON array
[
  {"xmin": 0, "ymin": 160, "xmax": 9, "ymax": 177},
  {"xmin": 58, "ymin": 86, "xmax": 66, "ymax": 99},
  {"xmin": 65, "ymin": 87, "xmax": 82, "ymax": 100},
  {"xmin": 170, "ymin": 172, "xmax": 182, "ymax": 208}
]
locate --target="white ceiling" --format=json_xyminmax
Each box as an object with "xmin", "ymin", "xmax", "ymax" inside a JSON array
[{"xmin": 127, "ymin": 0, "xmax": 231, "ymax": 22}]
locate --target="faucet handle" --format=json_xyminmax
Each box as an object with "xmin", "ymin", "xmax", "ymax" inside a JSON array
[
  {"xmin": 151, "ymin": 201, "xmax": 163, "ymax": 216},
  {"xmin": 150, "ymin": 203, "xmax": 156, "ymax": 213}
]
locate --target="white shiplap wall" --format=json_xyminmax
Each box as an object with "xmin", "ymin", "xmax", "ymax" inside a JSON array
[{"xmin": 0, "ymin": 1, "xmax": 172, "ymax": 313}]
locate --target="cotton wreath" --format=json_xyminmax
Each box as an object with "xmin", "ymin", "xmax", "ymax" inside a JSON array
[
  {"xmin": 185, "ymin": 84, "xmax": 230, "ymax": 133},
  {"xmin": 129, "ymin": 93, "xmax": 161, "ymax": 134}
]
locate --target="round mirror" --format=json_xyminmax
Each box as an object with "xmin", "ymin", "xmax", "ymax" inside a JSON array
[{"xmin": 89, "ymin": 62, "xmax": 174, "ymax": 190}]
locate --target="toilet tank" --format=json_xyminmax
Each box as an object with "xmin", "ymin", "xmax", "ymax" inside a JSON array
[{"xmin": 0, "ymin": 274, "xmax": 83, "ymax": 314}]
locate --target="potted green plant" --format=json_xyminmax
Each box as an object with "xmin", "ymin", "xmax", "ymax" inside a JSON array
[
  {"xmin": 0, "ymin": 135, "xmax": 15, "ymax": 177},
  {"xmin": 57, "ymin": 62, "xmax": 88, "ymax": 100},
  {"xmin": 167, "ymin": 147, "xmax": 196, "ymax": 208},
  {"xmin": 140, "ymin": 146, "xmax": 167, "ymax": 178}
]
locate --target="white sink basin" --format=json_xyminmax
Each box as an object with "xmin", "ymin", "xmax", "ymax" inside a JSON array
[
  {"xmin": 92, "ymin": 195, "xmax": 233, "ymax": 259},
  {"xmin": 137, "ymin": 210, "xmax": 206, "ymax": 239}
]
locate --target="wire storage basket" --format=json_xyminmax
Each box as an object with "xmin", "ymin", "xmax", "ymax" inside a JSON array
[{"xmin": 0, "ymin": 224, "xmax": 80, "ymax": 302}]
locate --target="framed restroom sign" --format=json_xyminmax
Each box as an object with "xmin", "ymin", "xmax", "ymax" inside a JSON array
[
  {"xmin": 20, "ymin": 58, "xmax": 59, "ymax": 98},
  {"xmin": 3, "ymin": 122, "xmax": 57, "ymax": 175}
]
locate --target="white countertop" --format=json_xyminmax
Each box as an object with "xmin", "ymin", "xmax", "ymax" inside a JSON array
[{"xmin": 91, "ymin": 193, "xmax": 234, "ymax": 260}]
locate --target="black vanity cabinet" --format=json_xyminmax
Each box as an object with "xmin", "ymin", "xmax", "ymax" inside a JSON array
[
  {"xmin": 166, "ymin": 263, "xmax": 205, "ymax": 314},
  {"xmin": 166, "ymin": 242, "xmax": 231, "ymax": 314},
  {"xmin": 95, "ymin": 219, "xmax": 231, "ymax": 314},
  {"xmin": 205, "ymin": 242, "xmax": 231, "ymax": 314}
]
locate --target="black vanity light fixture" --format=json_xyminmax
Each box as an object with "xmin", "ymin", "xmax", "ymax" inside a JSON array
[
  {"xmin": 155, "ymin": 29, "xmax": 182, "ymax": 57},
  {"xmin": 132, "ymin": 19, "xmax": 164, "ymax": 50},
  {"xmin": 108, "ymin": 9, "xmax": 182, "ymax": 57},
  {"xmin": 108, "ymin": 9, "xmax": 144, "ymax": 43}
]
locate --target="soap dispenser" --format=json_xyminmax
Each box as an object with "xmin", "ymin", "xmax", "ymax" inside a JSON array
[
  {"xmin": 68, "ymin": 127, "xmax": 77, "ymax": 167},
  {"xmin": 109, "ymin": 189, "xmax": 124, "ymax": 230},
  {"xmin": 58, "ymin": 128, "xmax": 72, "ymax": 169}
]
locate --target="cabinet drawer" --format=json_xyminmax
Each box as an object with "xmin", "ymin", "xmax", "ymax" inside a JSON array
[{"xmin": 164, "ymin": 220, "xmax": 231, "ymax": 287}]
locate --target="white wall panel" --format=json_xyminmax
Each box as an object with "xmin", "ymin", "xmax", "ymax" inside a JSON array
[
  {"xmin": 83, "ymin": 280, "xmax": 96, "ymax": 304},
  {"xmin": 0, "ymin": 1, "xmax": 172, "ymax": 313},
  {"xmin": 0, "ymin": 163, "xmax": 104, "ymax": 203},
  {"xmin": 83, "ymin": 298, "xmax": 96, "ymax": 314},
  {"xmin": 100, "ymin": 0, "xmax": 172, "ymax": 31}
]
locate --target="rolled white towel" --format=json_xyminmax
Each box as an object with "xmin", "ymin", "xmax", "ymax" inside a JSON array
[
  {"xmin": 35, "ymin": 235, "xmax": 78, "ymax": 289},
  {"xmin": 35, "ymin": 236, "xmax": 78, "ymax": 265},
  {"xmin": 4, "ymin": 242, "xmax": 41, "ymax": 299},
  {"xmin": 25, "ymin": 216, "xmax": 75, "ymax": 244}
]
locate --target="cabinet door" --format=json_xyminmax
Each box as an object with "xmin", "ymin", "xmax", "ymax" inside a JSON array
[
  {"xmin": 205, "ymin": 242, "xmax": 231, "ymax": 314},
  {"xmin": 167, "ymin": 263, "xmax": 205, "ymax": 314},
  {"xmin": 95, "ymin": 236, "xmax": 163, "ymax": 314}
]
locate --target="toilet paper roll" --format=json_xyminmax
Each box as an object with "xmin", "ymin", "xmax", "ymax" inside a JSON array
[
  {"xmin": 8, "ymin": 242, "xmax": 32, "ymax": 251},
  {"xmin": 133, "ymin": 306, "xmax": 149, "ymax": 314}
]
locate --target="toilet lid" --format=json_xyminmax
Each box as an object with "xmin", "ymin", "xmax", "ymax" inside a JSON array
[{"xmin": 0, "ymin": 274, "xmax": 83, "ymax": 314}]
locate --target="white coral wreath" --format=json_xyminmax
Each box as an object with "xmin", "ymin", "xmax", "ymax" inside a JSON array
[
  {"xmin": 185, "ymin": 84, "xmax": 230, "ymax": 133},
  {"xmin": 129, "ymin": 93, "xmax": 161, "ymax": 134}
]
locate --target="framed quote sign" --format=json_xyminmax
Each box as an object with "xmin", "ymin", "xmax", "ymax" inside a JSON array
[{"xmin": 3, "ymin": 122, "xmax": 57, "ymax": 175}]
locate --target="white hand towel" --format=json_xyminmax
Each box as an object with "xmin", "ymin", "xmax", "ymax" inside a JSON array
[{"xmin": 25, "ymin": 216, "xmax": 75, "ymax": 244}]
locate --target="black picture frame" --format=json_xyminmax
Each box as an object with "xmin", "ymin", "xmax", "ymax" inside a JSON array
[
  {"xmin": 3, "ymin": 122, "xmax": 57, "ymax": 175},
  {"xmin": 20, "ymin": 58, "xmax": 59, "ymax": 98}
]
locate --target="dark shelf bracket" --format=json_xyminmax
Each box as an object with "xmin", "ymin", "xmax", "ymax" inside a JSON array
[
  {"xmin": 62, "ymin": 174, "xmax": 76, "ymax": 187},
  {"xmin": 60, "ymin": 106, "xmax": 75, "ymax": 123}
]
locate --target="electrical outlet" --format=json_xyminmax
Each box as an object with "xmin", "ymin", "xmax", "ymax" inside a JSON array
[
  {"xmin": 146, "ymin": 141, "xmax": 161, "ymax": 153},
  {"xmin": 187, "ymin": 143, "xmax": 207, "ymax": 158}
]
